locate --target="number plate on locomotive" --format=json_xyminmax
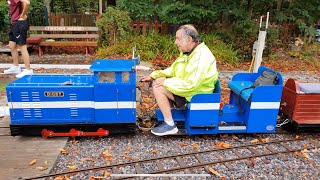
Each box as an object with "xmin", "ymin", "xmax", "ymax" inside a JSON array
[{"xmin": 44, "ymin": 92, "xmax": 64, "ymax": 97}]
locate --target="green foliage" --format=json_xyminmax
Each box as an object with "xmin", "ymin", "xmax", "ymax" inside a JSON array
[
  {"xmin": 50, "ymin": 0, "xmax": 98, "ymax": 13},
  {"xmin": 117, "ymin": 0, "xmax": 156, "ymax": 20},
  {"xmin": 96, "ymin": 33, "xmax": 239, "ymax": 64},
  {"xmin": 96, "ymin": 7, "xmax": 131, "ymax": 46},
  {"xmin": 202, "ymin": 34, "xmax": 240, "ymax": 64},
  {"xmin": 0, "ymin": 83, "xmax": 6, "ymax": 93}
]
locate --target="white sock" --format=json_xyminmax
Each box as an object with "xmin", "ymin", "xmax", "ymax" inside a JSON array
[{"xmin": 165, "ymin": 120, "xmax": 175, "ymax": 126}]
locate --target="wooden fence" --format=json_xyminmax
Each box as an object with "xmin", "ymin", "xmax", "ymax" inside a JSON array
[{"xmin": 129, "ymin": 20, "xmax": 222, "ymax": 35}]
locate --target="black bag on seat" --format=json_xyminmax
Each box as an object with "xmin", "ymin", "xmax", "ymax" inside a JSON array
[{"xmin": 238, "ymin": 70, "xmax": 279, "ymax": 114}]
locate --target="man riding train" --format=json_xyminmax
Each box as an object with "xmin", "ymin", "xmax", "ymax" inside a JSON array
[{"xmin": 141, "ymin": 24, "xmax": 219, "ymax": 136}]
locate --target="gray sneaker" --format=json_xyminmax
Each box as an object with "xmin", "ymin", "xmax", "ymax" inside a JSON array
[{"xmin": 151, "ymin": 122, "xmax": 178, "ymax": 136}]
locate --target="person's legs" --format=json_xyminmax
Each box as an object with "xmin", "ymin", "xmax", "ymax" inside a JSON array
[
  {"xmin": 18, "ymin": 44, "xmax": 30, "ymax": 70},
  {"xmin": 151, "ymin": 85, "xmax": 179, "ymax": 136},
  {"xmin": 153, "ymin": 85, "xmax": 175, "ymax": 124},
  {"xmin": 14, "ymin": 20, "xmax": 32, "ymax": 78},
  {"xmin": 4, "ymin": 38, "xmax": 21, "ymax": 74}
]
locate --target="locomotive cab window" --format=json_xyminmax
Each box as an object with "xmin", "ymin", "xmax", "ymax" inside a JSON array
[
  {"xmin": 122, "ymin": 72, "xmax": 129, "ymax": 82},
  {"xmin": 98, "ymin": 72, "xmax": 115, "ymax": 83}
]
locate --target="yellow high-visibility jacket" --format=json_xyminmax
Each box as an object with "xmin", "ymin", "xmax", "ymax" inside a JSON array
[{"xmin": 150, "ymin": 42, "xmax": 218, "ymax": 102}]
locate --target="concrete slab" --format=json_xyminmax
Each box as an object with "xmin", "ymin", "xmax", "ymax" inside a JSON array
[{"xmin": 0, "ymin": 117, "xmax": 68, "ymax": 180}]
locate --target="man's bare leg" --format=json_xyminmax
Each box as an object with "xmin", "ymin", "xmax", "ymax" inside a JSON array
[
  {"xmin": 8, "ymin": 41, "xmax": 19, "ymax": 66},
  {"xmin": 18, "ymin": 44, "xmax": 30, "ymax": 70},
  {"xmin": 153, "ymin": 85, "xmax": 175, "ymax": 124}
]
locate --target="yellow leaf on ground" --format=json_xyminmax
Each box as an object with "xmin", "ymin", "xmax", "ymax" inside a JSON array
[
  {"xmin": 215, "ymin": 142, "xmax": 231, "ymax": 148},
  {"xmin": 295, "ymin": 135, "xmax": 301, "ymax": 139},
  {"xmin": 54, "ymin": 176, "xmax": 65, "ymax": 180},
  {"xmin": 68, "ymin": 165, "xmax": 77, "ymax": 171},
  {"xmin": 124, "ymin": 147, "xmax": 131, "ymax": 152},
  {"xmin": 208, "ymin": 167, "xmax": 224, "ymax": 178},
  {"xmin": 36, "ymin": 166, "xmax": 48, "ymax": 171},
  {"xmin": 192, "ymin": 143, "xmax": 200, "ymax": 149},
  {"xmin": 104, "ymin": 171, "xmax": 111, "ymax": 177},
  {"xmin": 250, "ymin": 139, "xmax": 259, "ymax": 143},
  {"xmin": 29, "ymin": 159, "xmax": 37, "ymax": 166},
  {"xmin": 303, "ymin": 144, "xmax": 310, "ymax": 149},
  {"xmin": 260, "ymin": 138, "xmax": 269, "ymax": 143},
  {"xmin": 150, "ymin": 150, "xmax": 157, "ymax": 154},
  {"xmin": 102, "ymin": 150, "xmax": 113, "ymax": 161},
  {"xmin": 293, "ymin": 151, "xmax": 299, "ymax": 156},
  {"xmin": 44, "ymin": 160, "xmax": 49, "ymax": 165}
]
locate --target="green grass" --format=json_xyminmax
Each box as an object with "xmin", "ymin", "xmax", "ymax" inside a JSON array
[{"xmin": 0, "ymin": 83, "xmax": 7, "ymax": 93}]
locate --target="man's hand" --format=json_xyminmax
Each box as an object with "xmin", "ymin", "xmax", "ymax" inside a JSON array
[
  {"xmin": 153, "ymin": 77, "xmax": 166, "ymax": 88},
  {"xmin": 140, "ymin": 76, "xmax": 153, "ymax": 82},
  {"xmin": 18, "ymin": 14, "xmax": 28, "ymax": 20}
]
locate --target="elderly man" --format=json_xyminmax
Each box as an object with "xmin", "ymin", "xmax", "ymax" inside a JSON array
[
  {"xmin": 141, "ymin": 24, "xmax": 218, "ymax": 136},
  {"xmin": 4, "ymin": 0, "xmax": 32, "ymax": 78}
]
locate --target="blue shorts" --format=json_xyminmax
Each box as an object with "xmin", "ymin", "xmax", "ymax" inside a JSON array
[{"xmin": 9, "ymin": 20, "xmax": 29, "ymax": 45}]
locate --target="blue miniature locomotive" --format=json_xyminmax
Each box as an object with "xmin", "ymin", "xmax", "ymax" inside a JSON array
[
  {"xmin": 7, "ymin": 58, "xmax": 139, "ymax": 137},
  {"xmin": 7, "ymin": 56, "xmax": 285, "ymax": 137}
]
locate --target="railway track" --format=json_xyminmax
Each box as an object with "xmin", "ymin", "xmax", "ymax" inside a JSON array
[{"xmin": 22, "ymin": 136, "xmax": 320, "ymax": 180}]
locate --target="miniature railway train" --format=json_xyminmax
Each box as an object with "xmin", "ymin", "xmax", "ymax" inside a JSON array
[{"xmin": 6, "ymin": 57, "xmax": 320, "ymax": 137}]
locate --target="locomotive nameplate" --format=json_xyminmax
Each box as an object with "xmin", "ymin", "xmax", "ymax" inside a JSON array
[{"xmin": 44, "ymin": 92, "xmax": 64, "ymax": 97}]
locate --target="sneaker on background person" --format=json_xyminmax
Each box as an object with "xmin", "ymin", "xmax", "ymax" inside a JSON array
[
  {"xmin": 3, "ymin": 65, "xmax": 21, "ymax": 74},
  {"xmin": 16, "ymin": 69, "xmax": 33, "ymax": 78}
]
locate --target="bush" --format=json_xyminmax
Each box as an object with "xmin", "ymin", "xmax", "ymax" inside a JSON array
[
  {"xmin": 96, "ymin": 7, "xmax": 131, "ymax": 46},
  {"xmin": 96, "ymin": 32, "xmax": 239, "ymax": 64}
]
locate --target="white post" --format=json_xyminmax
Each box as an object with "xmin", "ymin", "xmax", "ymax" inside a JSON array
[
  {"xmin": 252, "ymin": 12, "xmax": 269, "ymax": 73},
  {"xmin": 99, "ymin": 0, "xmax": 103, "ymax": 15}
]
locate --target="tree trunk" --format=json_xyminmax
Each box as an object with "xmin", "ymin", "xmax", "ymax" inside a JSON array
[
  {"xmin": 276, "ymin": 0, "xmax": 283, "ymax": 11},
  {"xmin": 247, "ymin": 0, "xmax": 253, "ymax": 19}
]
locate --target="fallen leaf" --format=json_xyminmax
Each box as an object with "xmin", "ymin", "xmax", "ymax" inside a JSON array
[
  {"xmin": 192, "ymin": 143, "xmax": 200, "ymax": 149},
  {"xmin": 220, "ymin": 134, "xmax": 229, "ymax": 138},
  {"xmin": 260, "ymin": 138, "xmax": 269, "ymax": 143},
  {"xmin": 208, "ymin": 167, "xmax": 224, "ymax": 178},
  {"xmin": 150, "ymin": 149, "xmax": 157, "ymax": 154},
  {"xmin": 54, "ymin": 176, "xmax": 65, "ymax": 180},
  {"xmin": 293, "ymin": 151, "xmax": 299, "ymax": 157},
  {"xmin": 122, "ymin": 154, "xmax": 131, "ymax": 159},
  {"xmin": 295, "ymin": 135, "xmax": 301, "ymax": 139},
  {"xmin": 60, "ymin": 149, "xmax": 69, "ymax": 155},
  {"xmin": 80, "ymin": 158, "xmax": 94, "ymax": 162},
  {"xmin": 124, "ymin": 147, "xmax": 131, "ymax": 152},
  {"xmin": 69, "ymin": 165, "xmax": 77, "ymax": 171},
  {"xmin": 231, "ymin": 135, "xmax": 239, "ymax": 140},
  {"xmin": 29, "ymin": 159, "xmax": 37, "ymax": 166},
  {"xmin": 102, "ymin": 150, "xmax": 113, "ymax": 161},
  {"xmin": 44, "ymin": 161, "xmax": 49, "ymax": 165},
  {"xmin": 36, "ymin": 166, "xmax": 48, "ymax": 171},
  {"xmin": 179, "ymin": 143, "xmax": 188, "ymax": 147},
  {"xmin": 215, "ymin": 142, "xmax": 231, "ymax": 148},
  {"xmin": 250, "ymin": 139, "xmax": 259, "ymax": 143},
  {"xmin": 303, "ymin": 144, "xmax": 310, "ymax": 149},
  {"xmin": 312, "ymin": 148, "xmax": 318, "ymax": 153},
  {"xmin": 104, "ymin": 171, "xmax": 111, "ymax": 177}
]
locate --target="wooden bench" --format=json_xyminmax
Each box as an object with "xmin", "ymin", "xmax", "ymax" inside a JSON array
[{"xmin": 27, "ymin": 26, "xmax": 99, "ymax": 56}]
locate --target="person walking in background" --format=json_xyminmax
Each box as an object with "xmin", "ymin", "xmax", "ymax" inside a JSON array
[
  {"xmin": 4, "ymin": 0, "xmax": 32, "ymax": 78},
  {"xmin": 141, "ymin": 24, "xmax": 219, "ymax": 136}
]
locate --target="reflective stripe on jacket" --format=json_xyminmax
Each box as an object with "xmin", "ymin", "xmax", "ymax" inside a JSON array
[{"xmin": 150, "ymin": 42, "xmax": 218, "ymax": 102}]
